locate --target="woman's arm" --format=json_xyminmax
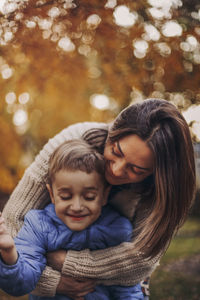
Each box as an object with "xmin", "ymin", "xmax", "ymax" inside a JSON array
[
  {"xmin": 62, "ymin": 242, "xmax": 160, "ymax": 286},
  {"xmin": 47, "ymin": 243, "xmax": 160, "ymax": 288},
  {"xmin": 33, "ymin": 269, "xmax": 95, "ymax": 299}
]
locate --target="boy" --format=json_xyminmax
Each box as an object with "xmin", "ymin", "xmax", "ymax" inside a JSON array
[{"xmin": 0, "ymin": 139, "xmax": 143, "ymax": 299}]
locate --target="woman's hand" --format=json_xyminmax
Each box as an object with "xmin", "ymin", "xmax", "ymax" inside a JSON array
[
  {"xmin": 47, "ymin": 249, "xmax": 66, "ymax": 271},
  {"xmin": 57, "ymin": 275, "xmax": 96, "ymax": 300},
  {"xmin": 47, "ymin": 250, "xmax": 96, "ymax": 299}
]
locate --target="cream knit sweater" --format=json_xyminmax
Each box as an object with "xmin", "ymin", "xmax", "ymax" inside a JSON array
[{"xmin": 3, "ymin": 122, "xmax": 159, "ymax": 297}]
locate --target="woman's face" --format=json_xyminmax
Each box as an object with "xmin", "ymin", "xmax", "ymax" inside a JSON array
[{"xmin": 104, "ymin": 134, "xmax": 154, "ymax": 185}]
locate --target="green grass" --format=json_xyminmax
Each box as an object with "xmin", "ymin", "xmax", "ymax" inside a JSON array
[
  {"xmin": 150, "ymin": 217, "xmax": 200, "ymax": 300},
  {"xmin": 150, "ymin": 270, "xmax": 200, "ymax": 300}
]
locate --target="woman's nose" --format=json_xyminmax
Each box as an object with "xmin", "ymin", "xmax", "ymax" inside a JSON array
[{"xmin": 112, "ymin": 159, "xmax": 126, "ymax": 177}]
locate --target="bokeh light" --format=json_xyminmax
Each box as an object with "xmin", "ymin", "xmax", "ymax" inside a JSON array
[
  {"xmin": 148, "ymin": 0, "xmax": 182, "ymax": 19},
  {"xmin": 13, "ymin": 109, "xmax": 28, "ymax": 127},
  {"xmin": 133, "ymin": 39, "xmax": 149, "ymax": 59},
  {"xmin": 5, "ymin": 92, "xmax": 16, "ymax": 105},
  {"xmin": 113, "ymin": 5, "xmax": 137, "ymax": 28},
  {"xmin": 86, "ymin": 14, "xmax": 102, "ymax": 29},
  {"xmin": 162, "ymin": 20, "xmax": 183, "ymax": 37},
  {"xmin": 105, "ymin": 0, "xmax": 117, "ymax": 9},
  {"xmin": 90, "ymin": 94, "xmax": 111, "ymax": 110},
  {"xmin": 143, "ymin": 24, "xmax": 160, "ymax": 41},
  {"xmin": 182, "ymin": 105, "xmax": 200, "ymax": 141},
  {"xmin": 1, "ymin": 65, "xmax": 13, "ymax": 79},
  {"xmin": 58, "ymin": 36, "xmax": 75, "ymax": 52},
  {"xmin": 18, "ymin": 93, "xmax": 30, "ymax": 105}
]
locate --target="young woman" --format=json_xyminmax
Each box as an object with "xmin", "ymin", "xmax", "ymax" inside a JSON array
[{"xmin": 3, "ymin": 98, "xmax": 196, "ymax": 299}]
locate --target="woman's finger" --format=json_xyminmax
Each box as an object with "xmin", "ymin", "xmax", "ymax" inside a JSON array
[
  {"xmin": 57, "ymin": 275, "xmax": 96, "ymax": 298},
  {"xmin": 75, "ymin": 279, "xmax": 96, "ymax": 291},
  {"xmin": 75, "ymin": 288, "xmax": 95, "ymax": 297},
  {"xmin": 57, "ymin": 275, "xmax": 96, "ymax": 297}
]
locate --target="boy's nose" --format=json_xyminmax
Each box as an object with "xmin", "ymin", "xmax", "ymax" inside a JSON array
[{"xmin": 71, "ymin": 197, "xmax": 83, "ymax": 211}]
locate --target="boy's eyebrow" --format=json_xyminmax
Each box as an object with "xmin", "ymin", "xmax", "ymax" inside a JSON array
[
  {"xmin": 117, "ymin": 141, "xmax": 151, "ymax": 171},
  {"xmin": 58, "ymin": 187, "xmax": 71, "ymax": 192},
  {"xmin": 58, "ymin": 187, "xmax": 99, "ymax": 191},
  {"xmin": 84, "ymin": 187, "xmax": 99, "ymax": 191}
]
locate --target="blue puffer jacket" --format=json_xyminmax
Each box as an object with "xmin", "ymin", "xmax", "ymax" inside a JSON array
[{"xmin": 0, "ymin": 204, "xmax": 144, "ymax": 300}]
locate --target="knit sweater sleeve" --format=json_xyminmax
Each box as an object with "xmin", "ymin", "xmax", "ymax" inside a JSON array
[
  {"xmin": 2, "ymin": 121, "xmax": 107, "ymax": 297},
  {"xmin": 62, "ymin": 243, "xmax": 160, "ymax": 286}
]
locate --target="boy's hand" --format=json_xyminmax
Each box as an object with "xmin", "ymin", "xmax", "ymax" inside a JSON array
[
  {"xmin": 0, "ymin": 212, "xmax": 15, "ymax": 250},
  {"xmin": 0, "ymin": 212, "xmax": 18, "ymax": 265}
]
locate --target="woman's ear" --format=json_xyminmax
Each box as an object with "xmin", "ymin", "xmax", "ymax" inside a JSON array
[{"xmin": 46, "ymin": 184, "xmax": 55, "ymax": 204}]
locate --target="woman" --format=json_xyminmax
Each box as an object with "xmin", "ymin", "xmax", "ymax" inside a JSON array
[{"xmin": 3, "ymin": 98, "xmax": 196, "ymax": 299}]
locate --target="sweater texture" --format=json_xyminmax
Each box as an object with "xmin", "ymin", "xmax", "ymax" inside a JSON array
[{"xmin": 3, "ymin": 122, "xmax": 159, "ymax": 297}]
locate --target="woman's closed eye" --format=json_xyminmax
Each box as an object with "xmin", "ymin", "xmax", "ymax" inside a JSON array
[
  {"xmin": 111, "ymin": 144, "xmax": 122, "ymax": 157},
  {"xmin": 130, "ymin": 165, "xmax": 146, "ymax": 176}
]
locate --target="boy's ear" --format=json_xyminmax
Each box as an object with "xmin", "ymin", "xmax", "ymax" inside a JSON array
[
  {"xmin": 102, "ymin": 185, "xmax": 111, "ymax": 206},
  {"xmin": 46, "ymin": 184, "xmax": 55, "ymax": 204}
]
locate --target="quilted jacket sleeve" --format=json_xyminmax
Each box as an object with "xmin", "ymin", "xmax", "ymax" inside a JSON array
[{"xmin": 0, "ymin": 211, "xmax": 46, "ymax": 296}]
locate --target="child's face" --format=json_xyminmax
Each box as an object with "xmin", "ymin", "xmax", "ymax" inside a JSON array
[{"xmin": 47, "ymin": 169, "xmax": 107, "ymax": 231}]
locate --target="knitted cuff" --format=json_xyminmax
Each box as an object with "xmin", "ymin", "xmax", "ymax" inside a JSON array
[
  {"xmin": 62, "ymin": 250, "xmax": 80, "ymax": 277},
  {"xmin": 32, "ymin": 267, "xmax": 61, "ymax": 297},
  {"xmin": 62, "ymin": 249, "xmax": 92, "ymax": 277}
]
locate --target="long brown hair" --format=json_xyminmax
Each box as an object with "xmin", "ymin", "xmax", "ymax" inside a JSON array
[{"xmin": 83, "ymin": 98, "xmax": 196, "ymax": 258}]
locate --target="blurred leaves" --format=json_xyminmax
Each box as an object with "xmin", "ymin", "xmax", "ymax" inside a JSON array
[
  {"xmin": 0, "ymin": 115, "xmax": 23, "ymax": 193},
  {"xmin": 0, "ymin": 0, "xmax": 200, "ymax": 193}
]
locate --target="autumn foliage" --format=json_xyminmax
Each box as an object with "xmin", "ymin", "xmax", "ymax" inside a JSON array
[{"xmin": 0, "ymin": 0, "xmax": 200, "ymax": 194}]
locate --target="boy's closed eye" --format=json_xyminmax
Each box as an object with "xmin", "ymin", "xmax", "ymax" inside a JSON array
[
  {"xmin": 84, "ymin": 192, "xmax": 97, "ymax": 201},
  {"xmin": 60, "ymin": 193, "xmax": 72, "ymax": 200}
]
